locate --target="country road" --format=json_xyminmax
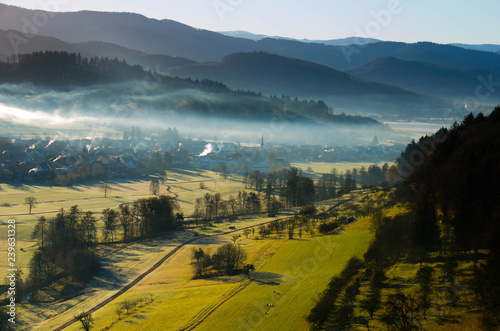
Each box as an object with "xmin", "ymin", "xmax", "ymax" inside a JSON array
[
  {"xmin": 53, "ymin": 198, "xmax": 353, "ymax": 330},
  {"xmin": 53, "ymin": 218, "xmax": 284, "ymax": 330}
]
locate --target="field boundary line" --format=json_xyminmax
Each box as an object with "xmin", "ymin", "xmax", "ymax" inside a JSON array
[{"xmin": 177, "ymin": 282, "xmax": 250, "ymax": 331}]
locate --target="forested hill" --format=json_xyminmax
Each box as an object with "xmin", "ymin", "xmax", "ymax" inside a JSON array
[
  {"xmin": 0, "ymin": 51, "xmax": 383, "ymax": 126},
  {"xmin": 0, "ymin": 51, "xmax": 146, "ymax": 85},
  {"xmin": 397, "ymin": 107, "xmax": 500, "ymax": 326}
]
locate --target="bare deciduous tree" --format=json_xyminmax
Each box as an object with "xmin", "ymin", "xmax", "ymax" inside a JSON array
[
  {"xmin": 75, "ymin": 311, "xmax": 93, "ymax": 331},
  {"xmin": 150, "ymin": 178, "xmax": 160, "ymax": 195},
  {"xmin": 25, "ymin": 196, "xmax": 38, "ymax": 214},
  {"xmin": 99, "ymin": 182, "xmax": 111, "ymax": 198}
]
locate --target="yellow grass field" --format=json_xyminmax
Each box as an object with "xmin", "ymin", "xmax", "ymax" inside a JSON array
[
  {"xmin": 0, "ymin": 169, "xmax": 248, "ymax": 272},
  {"xmin": 0, "ymin": 167, "xmax": 379, "ymax": 330},
  {"xmin": 60, "ymin": 217, "xmax": 372, "ymax": 331}
]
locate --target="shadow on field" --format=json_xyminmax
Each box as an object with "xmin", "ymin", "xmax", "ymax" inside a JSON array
[
  {"xmin": 90, "ymin": 268, "xmax": 128, "ymax": 289},
  {"xmin": 175, "ymin": 199, "xmax": 192, "ymax": 205},
  {"xmin": 8, "ymin": 183, "xmax": 33, "ymax": 191},
  {"xmin": 190, "ymin": 236, "xmax": 230, "ymax": 246},
  {"xmin": 66, "ymin": 186, "xmax": 83, "ymax": 192},
  {"xmin": 172, "ymin": 168, "xmax": 210, "ymax": 178},
  {"xmin": 253, "ymin": 272, "xmax": 283, "ymax": 286}
]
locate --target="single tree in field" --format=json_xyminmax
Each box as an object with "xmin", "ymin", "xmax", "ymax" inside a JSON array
[
  {"xmin": 360, "ymin": 289, "xmax": 381, "ymax": 328},
  {"xmin": 25, "ymin": 196, "xmax": 38, "ymax": 214},
  {"xmin": 159, "ymin": 170, "xmax": 168, "ymax": 184},
  {"xmin": 243, "ymin": 264, "xmax": 255, "ymax": 279},
  {"xmin": 99, "ymin": 182, "xmax": 111, "ymax": 198},
  {"xmin": 369, "ymin": 209, "xmax": 385, "ymax": 233},
  {"xmin": 150, "ymin": 178, "xmax": 160, "ymax": 195},
  {"xmin": 192, "ymin": 248, "xmax": 205, "ymax": 263},
  {"xmin": 120, "ymin": 300, "xmax": 135, "ymax": 315},
  {"xmin": 75, "ymin": 311, "xmax": 93, "ymax": 331},
  {"xmin": 219, "ymin": 163, "xmax": 230, "ymax": 179},
  {"xmin": 213, "ymin": 193, "xmax": 222, "ymax": 220},
  {"xmin": 381, "ymin": 291, "xmax": 418, "ymax": 331},
  {"xmin": 232, "ymin": 234, "xmax": 240, "ymax": 244},
  {"xmin": 115, "ymin": 306, "xmax": 122, "ymax": 320}
]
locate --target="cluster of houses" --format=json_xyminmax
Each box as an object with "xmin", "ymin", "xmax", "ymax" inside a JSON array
[
  {"xmin": 0, "ymin": 134, "xmax": 290, "ymax": 183},
  {"xmin": 0, "ymin": 137, "xmax": 151, "ymax": 182},
  {"xmin": 310, "ymin": 144, "xmax": 405, "ymax": 163},
  {"xmin": 0, "ymin": 130, "xmax": 400, "ymax": 184}
]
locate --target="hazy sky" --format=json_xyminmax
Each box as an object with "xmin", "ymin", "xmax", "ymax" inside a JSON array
[{"xmin": 1, "ymin": 0, "xmax": 499, "ymax": 44}]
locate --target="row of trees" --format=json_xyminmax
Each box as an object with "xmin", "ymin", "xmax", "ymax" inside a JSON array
[
  {"xmin": 307, "ymin": 257, "xmax": 365, "ymax": 328},
  {"xmin": 28, "ymin": 206, "xmax": 101, "ymax": 294},
  {"xmin": 101, "ymin": 196, "xmax": 181, "ymax": 243},
  {"xmin": 25, "ymin": 196, "xmax": 181, "ymax": 301},
  {"xmin": 245, "ymin": 163, "xmax": 393, "ymax": 209},
  {"xmin": 193, "ymin": 191, "xmax": 282, "ymax": 224},
  {"xmin": 194, "ymin": 163, "xmax": 394, "ymax": 226},
  {"xmin": 194, "ymin": 167, "xmax": 317, "ymax": 224}
]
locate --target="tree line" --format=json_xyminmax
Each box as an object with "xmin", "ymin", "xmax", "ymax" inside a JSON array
[
  {"xmin": 22, "ymin": 196, "xmax": 180, "ymax": 301},
  {"xmin": 306, "ymin": 108, "xmax": 500, "ymax": 330},
  {"xmin": 194, "ymin": 164, "xmax": 394, "ymax": 226},
  {"xmin": 396, "ymin": 108, "xmax": 500, "ymax": 328}
]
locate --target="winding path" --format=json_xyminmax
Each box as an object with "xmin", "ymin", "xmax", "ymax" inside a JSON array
[{"xmin": 166, "ymin": 185, "xmax": 179, "ymax": 199}]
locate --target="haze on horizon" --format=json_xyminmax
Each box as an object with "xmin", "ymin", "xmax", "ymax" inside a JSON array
[{"xmin": 0, "ymin": 0, "xmax": 499, "ymax": 45}]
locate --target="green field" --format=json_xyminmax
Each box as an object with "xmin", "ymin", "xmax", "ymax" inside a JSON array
[
  {"xmin": 60, "ymin": 215, "xmax": 372, "ymax": 331},
  {"xmin": 200, "ymin": 230, "xmax": 371, "ymax": 331},
  {"xmin": 291, "ymin": 161, "xmax": 393, "ymax": 175},
  {"xmin": 0, "ymin": 166, "xmax": 379, "ymax": 330}
]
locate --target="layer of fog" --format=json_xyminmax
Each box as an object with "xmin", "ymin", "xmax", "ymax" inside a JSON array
[{"xmin": 0, "ymin": 82, "xmax": 395, "ymax": 145}]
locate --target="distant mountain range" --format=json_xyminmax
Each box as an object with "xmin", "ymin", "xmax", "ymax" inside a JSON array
[
  {"xmin": 218, "ymin": 31, "xmax": 381, "ymax": 46},
  {"xmin": 1, "ymin": 4, "xmax": 500, "ymax": 72},
  {"xmin": 166, "ymin": 51, "xmax": 449, "ymax": 113},
  {"xmin": 0, "ymin": 28, "xmax": 195, "ymax": 70},
  {"xmin": 450, "ymin": 43, "xmax": 500, "ymax": 54},
  {"xmin": 220, "ymin": 31, "xmax": 500, "ymax": 53},
  {"xmin": 349, "ymin": 56, "xmax": 500, "ymax": 102},
  {"xmin": 167, "ymin": 52, "xmax": 413, "ymax": 97},
  {"xmin": 1, "ymin": 3, "xmax": 499, "ymax": 115}
]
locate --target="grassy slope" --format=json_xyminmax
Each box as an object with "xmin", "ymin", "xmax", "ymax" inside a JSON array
[
  {"xmin": 1, "ymin": 168, "xmax": 377, "ymax": 330},
  {"xmin": 68, "ymin": 216, "xmax": 372, "ymax": 331},
  {"xmin": 200, "ymin": 230, "xmax": 371, "ymax": 331}
]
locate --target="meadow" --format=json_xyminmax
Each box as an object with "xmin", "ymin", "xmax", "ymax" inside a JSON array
[
  {"xmin": 59, "ymin": 200, "xmax": 373, "ymax": 331},
  {"xmin": 1, "ymin": 166, "xmax": 378, "ymax": 331},
  {"xmin": 0, "ymin": 168, "xmax": 247, "ymax": 272}
]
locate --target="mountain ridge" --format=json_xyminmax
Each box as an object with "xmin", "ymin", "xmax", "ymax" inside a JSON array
[
  {"xmin": 349, "ymin": 56, "xmax": 500, "ymax": 102},
  {"xmin": 1, "ymin": 4, "xmax": 500, "ymax": 72}
]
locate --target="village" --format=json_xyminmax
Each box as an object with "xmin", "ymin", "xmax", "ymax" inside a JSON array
[{"xmin": 0, "ymin": 127, "xmax": 404, "ymax": 184}]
